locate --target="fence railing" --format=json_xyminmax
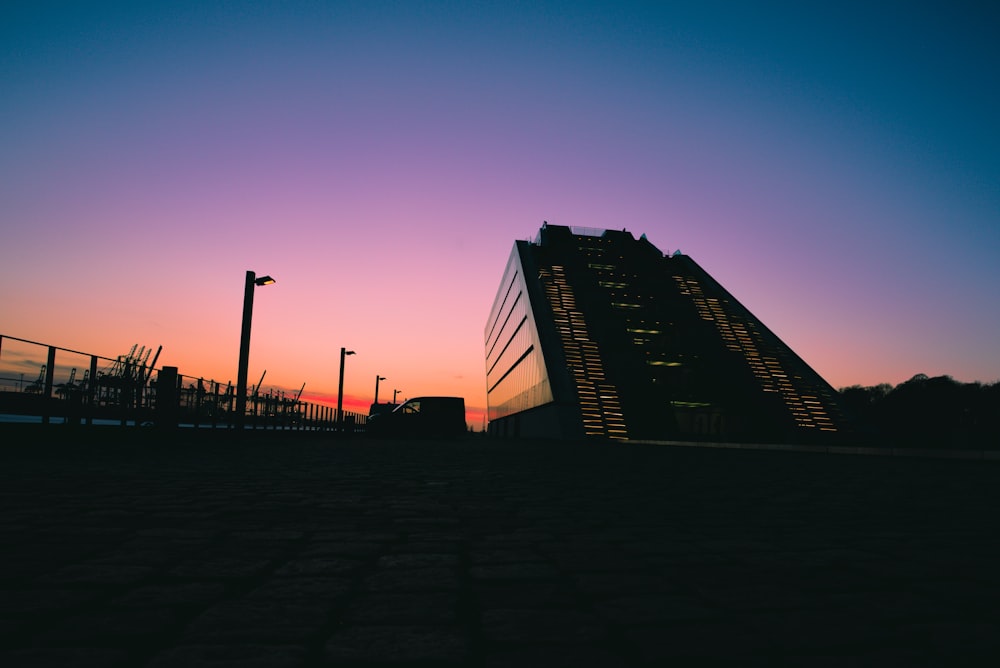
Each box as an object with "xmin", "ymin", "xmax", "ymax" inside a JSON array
[{"xmin": 0, "ymin": 334, "xmax": 366, "ymax": 432}]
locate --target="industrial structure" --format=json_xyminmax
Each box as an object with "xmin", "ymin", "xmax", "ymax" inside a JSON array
[{"xmin": 484, "ymin": 223, "xmax": 850, "ymax": 443}]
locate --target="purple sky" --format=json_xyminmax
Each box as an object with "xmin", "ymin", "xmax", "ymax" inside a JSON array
[{"xmin": 2, "ymin": 1, "xmax": 998, "ymax": 424}]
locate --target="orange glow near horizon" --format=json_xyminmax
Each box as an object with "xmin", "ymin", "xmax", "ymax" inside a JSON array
[
  {"xmin": 0, "ymin": 332, "xmax": 487, "ymax": 431},
  {"xmin": 1, "ymin": 2, "xmax": 998, "ymax": 416},
  {"xmin": 296, "ymin": 390, "xmax": 484, "ymax": 430}
]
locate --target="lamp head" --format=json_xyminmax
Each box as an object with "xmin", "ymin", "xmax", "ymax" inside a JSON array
[{"xmin": 254, "ymin": 275, "xmax": 276, "ymax": 286}]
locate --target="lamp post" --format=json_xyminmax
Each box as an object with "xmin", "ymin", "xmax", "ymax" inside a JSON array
[
  {"xmin": 337, "ymin": 347, "xmax": 356, "ymax": 429},
  {"xmin": 235, "ymin": 270, "xmax": 275, "ymax": 430},
  {"xmin": 374, "ymin": 375, "xmax": 386, "ymax": 406},
  {"xmin": 393, "ymin": 388, "xmax": 401, "ymax": 405}
]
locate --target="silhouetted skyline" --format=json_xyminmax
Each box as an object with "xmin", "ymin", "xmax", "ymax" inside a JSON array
[{"xmin": 2, "ymin": 1, "xmax": 998, "ymax": 425}]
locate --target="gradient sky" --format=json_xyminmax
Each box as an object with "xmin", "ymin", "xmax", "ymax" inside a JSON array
[{"xmin": 2, "ymin": 1, "xmax": 998, "ymax": 427}]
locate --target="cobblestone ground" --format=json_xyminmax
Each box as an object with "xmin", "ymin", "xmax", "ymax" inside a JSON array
[{"xmin": 1, "ymin": 428, "xmax": 999, "ymax": 667}]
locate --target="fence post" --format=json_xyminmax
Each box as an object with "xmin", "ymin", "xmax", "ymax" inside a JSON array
[
  {"xmin": 193, "ymin": 380, "xmax": 201, "ymax": 429},
  {"xmin": 41, "ymin": 346, "xmax": 56, "ymax": 425},
  {"xmin": 86, "ymin": 355, "xmax": 98, "ymax": 425},
  {"xmin": 212, "ymin": 383, "xmax": 220, "ymax": 429},
  {"xmin": 156, "ymin": 367, "xmax": 179, "ymax": 430}
]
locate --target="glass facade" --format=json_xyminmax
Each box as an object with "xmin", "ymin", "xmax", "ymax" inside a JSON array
[
  {"xmin": 671, "ymin": 274, "xmax": 839, "ymax": 432},
  {"xmin": 484, "ymin": 247, "xmax": 553, "ymax": 422},
  {"xmin": 536, "ymin": 264, "xmax": 627, "ymax": 439},
  {"xmin": 485, "ymin": 223, "xmax": 850, "ymax": 443}
]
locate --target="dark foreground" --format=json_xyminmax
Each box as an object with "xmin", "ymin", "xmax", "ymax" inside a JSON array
[{"xmin": 1, "ymin": 429, "xmax": 999, "ymax": 667}]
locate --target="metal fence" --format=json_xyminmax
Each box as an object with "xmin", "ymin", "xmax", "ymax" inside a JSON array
[{"xmin": 0, "ymin": 334, "xmax": 366, "ymax": 432}]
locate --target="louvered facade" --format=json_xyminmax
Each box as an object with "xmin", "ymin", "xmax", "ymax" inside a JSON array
[{"xmin": 484, "ymin": 223, "xmax": 850, "ymax": 443}]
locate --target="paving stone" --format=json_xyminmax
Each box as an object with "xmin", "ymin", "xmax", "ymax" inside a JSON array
[
  {"xmin": 46, "ymin": 563, "xmax": 156, "ymax": 585},
  {"xmin": 401, "ymin": 540, "xmax": 464, "ymax": 553},
  {"xmin": 324, "ymin": 625, "xmax": 469, "ymax": 663},
  {"xmin": 0, "ymin": 647, "xmax": 130, "ymax": 668},
  {"xmin": 170, "ymin": 556, "xmax": 273, "ymax": 579},
  {"xmin": 146, "ymin": 644, "xmax": 307, "ymax": 667},
  {"xmin": 470, "ymin": 563, "xmax": 560, "ymax": 581},
  {"xmin": 363, "ymin": 567, "xmax": 461, "ymax": 592},
  {"xmin": 134, "ymin": 528, "xmax": 217, "ymax": 540},
  {"xmin": 298, "ymin": 541, "xmax": 384, "ymax": 557},
  {"xmin": 741, "ymin": 608, "xmax": 885, "ymax": 652},
  {"xmin": 312, "ymin": 531, "xmax": 397, "ymax": 543},
  {"xmin": 593, "ymin": 594, "xmax": 717, "ymax": 624},
  {"xmin": 375, "ymin": 553, "xmax": 459, "ymax": 569},
  {"xmin": 111, "ymin": 583, "xmax": 227, "ymax": 608},
  {"xmin": 244, "ymin": 576, "xmax": 353, "ymax": 602},
  {"xmin": 228, "ymin": 530, "xmax": 304, "ymax": 541},
  {"xmin": 343, "ymin": 592, "xmax": 459, "ymax": 624},
  {"xmin": 34, "ymin": 607, "xmax": 179, "ymax": 645},
  {"xmin": 2, "ymin": 432, "xmax": 999, "ymax": 664},
  {"xmin": 181, "ymin": 600, "xmax": 331, "ymax": 642},
  {"xmin": 397, "ymin": 531, "xmax": 464, "ymax": 544},
  {"xmin": 624, "ymin": 621, "xmax": 778, "ymax": 662},
  {"xmin": 541, "ymin": 548, "xmax": 639, "ymax": 572},
  {"xmin": 893, "ymin": 619, "xmax": 1000, "ymax": 659},
  {"xmin": 85, "ymin": 548, "xmax": 182, "ymax": 568},
  {"xmin": 272, "ymin": 557, "xmax": 362, "ymax": 577},
  {"xmin": 781, "ymin": 648, "xmax": 937, "ymax": 668},
  {"xmin": 0, "ymin": 588, "xmax": 100, "ymax": 615},
  {"xmin": 469, "ymin": 547, "xmax": 541, "ymax": 564},
  {"xmin": 480, "ymin": 608, "xmax": 606, "ymax": 645},
  {"xmin": 482, "ymin": 645, "xmax": 629, "ymax": 668},
  {"xmin": 474, "ymin": 582, "xmax": 578, "ymax": 610},
  {"xmin": 571, "ymin": 571, "xmax": 679, "ymax": 597}
]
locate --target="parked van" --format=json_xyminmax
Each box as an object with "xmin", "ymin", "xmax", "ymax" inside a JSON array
[
  {"xmin": 367, "ymin": 402, "xmax": 397, "ymax": 418},
  {"xmin": 366, "ymin": 396, "xmax": 466, "ymax": 438}
]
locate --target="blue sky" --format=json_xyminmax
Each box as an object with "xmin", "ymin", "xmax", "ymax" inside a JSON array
[{"xmin": 1, "ymin": 1, "xmax": 998, "ymax": 420}]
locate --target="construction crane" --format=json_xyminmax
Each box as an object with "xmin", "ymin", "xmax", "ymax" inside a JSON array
[
  {"xmin": 56, "ymin": 368, "xmax": 79, "ymax": 399},
  {"xmin": 99, "ymin": 344, "xmax": 161, "ymax": 381},
  {"xmin": 93, "ymin": 343, "xmax": 161, "ymax": 407},
  {"xmin": 144, "ymin": 346, "xmax": 162, "ymax": 383},
  {"xmin": 24, "ymin": 364, "xmax": 45, "ymax": 394}
]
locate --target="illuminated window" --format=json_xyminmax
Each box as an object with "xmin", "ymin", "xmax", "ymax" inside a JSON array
[{"xmin": 538, "ymin": 264, "xmax": 629, "ymax": 440}]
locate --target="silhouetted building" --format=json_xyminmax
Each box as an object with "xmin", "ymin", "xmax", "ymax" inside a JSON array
[{"xmin": 485, "ymin": 223, "xmax": 850, "ymax": 443}]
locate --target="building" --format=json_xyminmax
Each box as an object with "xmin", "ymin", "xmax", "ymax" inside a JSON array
[{"xmin": 484, "ymin": 223, "xmax": 850, "ymax": 443}]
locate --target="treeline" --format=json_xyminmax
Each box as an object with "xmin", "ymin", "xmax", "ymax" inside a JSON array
[{"xmin": 838, "ymin": 374, "xmax": 1000, "ymax": 449}]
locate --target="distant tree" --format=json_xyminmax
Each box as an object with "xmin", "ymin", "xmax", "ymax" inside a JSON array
[
  {"xmin": 837, "ymin": 383, "xmax": 895, "ymax": 432},
  {"xmin": 839, "ymin": 376, "xmax": 999, "ymax": 449}
]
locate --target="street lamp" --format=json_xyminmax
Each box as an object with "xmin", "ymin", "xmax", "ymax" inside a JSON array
[
  {"xmin": 393, "ymin": 388, "xmax": 401, "ymax": 404},
  {"xmin": 374, "ymin": 375, "xmax": 386, "ymax": 406},
  {"xmin": 236, "ymin": 270, "xmax": 275, "ymax": 430},
  {"xmin": 337, "ymin": 347, "xmax": 356, "ymax": 429}
]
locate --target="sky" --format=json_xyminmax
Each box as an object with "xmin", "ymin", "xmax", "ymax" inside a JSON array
[{"xmin": 2, "ymin": 0, "xmax": 998, "ymax": 427}]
